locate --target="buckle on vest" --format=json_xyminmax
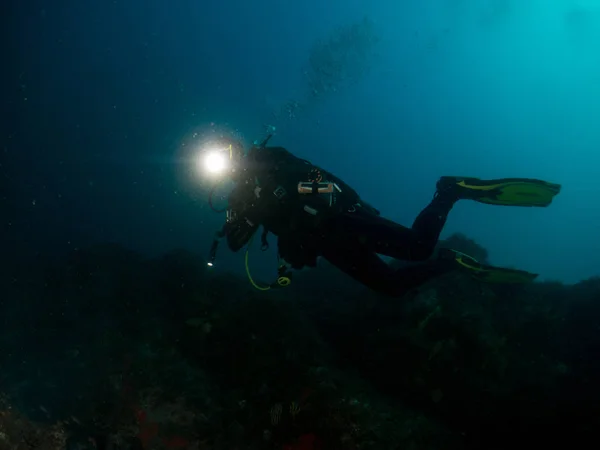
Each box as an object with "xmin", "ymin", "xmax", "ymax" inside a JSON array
[{"xmin": 273, "ymin": 186, "xmax": 287, "ymax": 199}]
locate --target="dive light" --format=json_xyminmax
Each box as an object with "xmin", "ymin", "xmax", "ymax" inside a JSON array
[
  {"xmin": 207, "ymin": 238, "xmax": 219, "ymax": 267},
  {"xmin": 205, "ymin": 151, "xmax": 228, "ymax": 174},
  {"xmin": 200, "ymin": 143, "xmax": 233, "ymax": 177}
]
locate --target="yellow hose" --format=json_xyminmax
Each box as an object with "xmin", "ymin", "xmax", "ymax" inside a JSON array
[{"xmin": 244, "ymin": 238, "xmax": 271, "ymax": 291}]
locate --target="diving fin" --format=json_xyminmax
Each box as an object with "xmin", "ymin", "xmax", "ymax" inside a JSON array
[
  {"xmin": 437, "ymin": 176, "xmax": 561, "ymax": 207},
  {"xmin": 438, "ymin": 248, "xmax": 538, "ymax": 284}
]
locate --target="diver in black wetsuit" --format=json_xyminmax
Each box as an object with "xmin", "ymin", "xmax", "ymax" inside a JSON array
[{"xmin": 207, "ymin": 137, "xmax": 560, "ymax": 297}]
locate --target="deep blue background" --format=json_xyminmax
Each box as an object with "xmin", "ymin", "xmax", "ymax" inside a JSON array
[{"xmin": 3, "ymin": 0, "xmax": 600, "ymax": 283}]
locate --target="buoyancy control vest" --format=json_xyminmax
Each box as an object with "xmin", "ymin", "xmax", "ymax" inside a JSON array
[{"xmin": 245, "ymin": 146, "xmax": 364, "ymax": 234}]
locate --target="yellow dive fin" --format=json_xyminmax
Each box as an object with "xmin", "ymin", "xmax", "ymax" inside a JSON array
[
  {"xmin": 440, "ymin": 248, "xmax": 538, "ymax": 284},
  {"xmin": 438, "ymin": 177, "xmax": 561, "ymax": 207}
]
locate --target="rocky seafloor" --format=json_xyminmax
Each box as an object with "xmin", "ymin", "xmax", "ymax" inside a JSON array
[{"xmin": 1, "ymin": 234, "xmax": 599, "ymax": 450}]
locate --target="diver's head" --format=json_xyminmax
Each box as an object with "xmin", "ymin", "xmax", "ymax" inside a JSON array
[{"xmin": 199, "ymin": 137, "xmax": 245, "ymax": 179}]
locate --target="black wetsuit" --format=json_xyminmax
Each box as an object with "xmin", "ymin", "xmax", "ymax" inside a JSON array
[{"xmin": 223, "ymin": 145, "xmax": 457, "ymax": 297}]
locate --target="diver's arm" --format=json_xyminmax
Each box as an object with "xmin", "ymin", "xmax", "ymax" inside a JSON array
[
  {"xmin": 206, "ymin": 178, "xmax": 262, "ymax": 265},
  {"xmin": 207, "ymin": 208, "xmax": 259, "ymax": 265},
  {"xmin": 223, "ymin": 178, "xmax": 265, "ymax": 253}
]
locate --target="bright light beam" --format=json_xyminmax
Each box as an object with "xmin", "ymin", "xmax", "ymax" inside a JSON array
[{"xmin": 203, "ymin": 150, "xmax": 228, "ymax": 175}]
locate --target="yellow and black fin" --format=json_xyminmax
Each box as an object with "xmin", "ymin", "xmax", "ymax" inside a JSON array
[
  {"xmin": 437, "ymin": 177, "xmax": 561, "ymax": 207},
  {"xmin": 439, "ymin": 248, "xmax": 538, "ymax": 284}
]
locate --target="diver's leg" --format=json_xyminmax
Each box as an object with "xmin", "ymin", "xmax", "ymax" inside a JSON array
[
  {"xmin": 409, "ymin": 188, "xmax": 458, "ymax": 254},
  {"xmin": 321, "ymin": 242, "xmax": 454, "ymax": 297},
  {"xmin": 325, "ymin": 192, "xmax": 456, "ymax": 261}
]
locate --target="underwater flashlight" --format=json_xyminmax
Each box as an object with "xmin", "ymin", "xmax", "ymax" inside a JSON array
[{"xmin": 204, "ymin": 150, "xmax": 228, "ymax": 175}]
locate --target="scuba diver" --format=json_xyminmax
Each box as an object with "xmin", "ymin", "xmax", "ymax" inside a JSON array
[{"xmin": 206, "ymin": 135, "xmax": 561, "ymax": 297}]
